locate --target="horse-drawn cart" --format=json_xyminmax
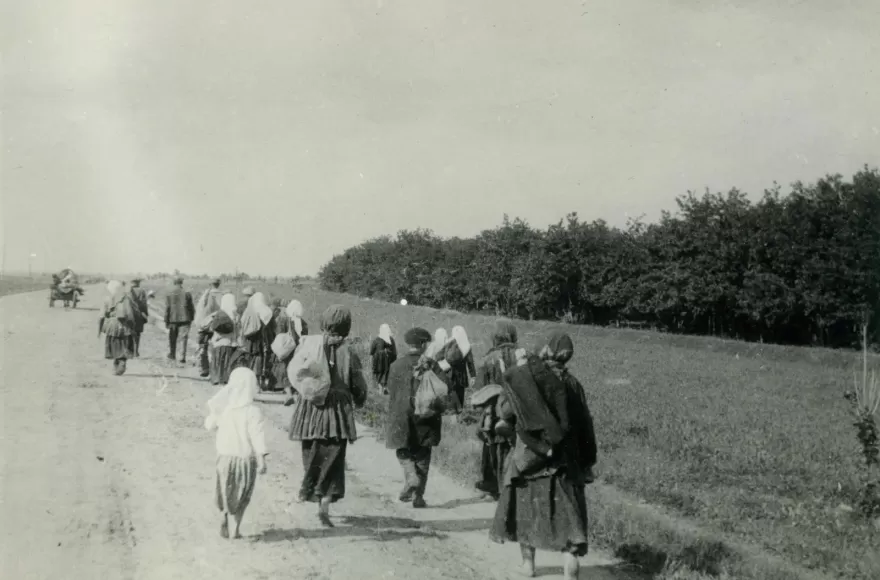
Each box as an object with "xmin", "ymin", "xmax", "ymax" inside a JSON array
[{"xmin": 49, "ymin": 270, "xmax": 85, "ymax": 308}]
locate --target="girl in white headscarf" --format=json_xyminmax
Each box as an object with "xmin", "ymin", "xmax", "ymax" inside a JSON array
[
  {"xmin": 205, "ymin": 367, "xmax": 268, "ymax": 540},
  {"xmin": 369, "ymin": 323, "xmax": 397, "ymax": 393},
  {"xmin": 438, "ymin": 325, "xmax": 477, "ymax": 415},
  {"xmin": 209, "ymin": 293, "xmax": 250, "ymax": 386},
  {"xmin": 239, "ymin": 292, "xmax": 276, "ymax": 390},
  {"xmin": 99, "ymin": 280, "xmax": 137, "ymax": 375},
  {"xmin": 271, "ymin": 299, "xmax": 309, "ymax": 396},
  {"xmin": 425, "ymin": 328, "xmax": 450, "ymax": 360}
]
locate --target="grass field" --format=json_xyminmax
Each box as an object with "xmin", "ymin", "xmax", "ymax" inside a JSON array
[
  {"xmin": 0, "ymin": 275, "xmax": 54, "ymax": 298},
  {"xmin": 144, "ymin": 279, "xmax": 879, "ymax": 580}
]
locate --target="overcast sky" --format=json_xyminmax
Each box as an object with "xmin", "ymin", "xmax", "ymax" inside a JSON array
[{"xmin": 2, "ymin": 0, "xmax": 878, "ymax": 276}]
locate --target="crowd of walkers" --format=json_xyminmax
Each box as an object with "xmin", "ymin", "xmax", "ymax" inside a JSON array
[{"xmin": 96, "ymin": 277, "xmax": 597, "ymax": 579}]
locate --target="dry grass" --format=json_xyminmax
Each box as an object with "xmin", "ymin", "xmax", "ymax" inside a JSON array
[
  {"xmin": 145, "ymin": 279, "xmax": 879, "ymax": 579},
  {"xmin": 0, "ymin": 275, "xmax": 54, "ymax": 297}
]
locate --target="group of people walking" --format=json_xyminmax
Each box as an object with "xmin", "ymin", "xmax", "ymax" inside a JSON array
[{"xmin": 98, "ymin": 277, "xmax": 598, "ymax": 579}]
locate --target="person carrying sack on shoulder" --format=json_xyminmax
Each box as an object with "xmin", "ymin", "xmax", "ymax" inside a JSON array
[
  {"xmin": 287, "ymin": 305, "xmax": 367, "ymax": 527},
  {"xmin": 385, "ymin": 327, "xmax": 452, "ymax": 509}
]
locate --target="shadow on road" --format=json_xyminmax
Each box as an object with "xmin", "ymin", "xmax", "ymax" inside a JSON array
[{"xmin": 431, "ymin": 496, "xmax": 493, "ymax": 510}]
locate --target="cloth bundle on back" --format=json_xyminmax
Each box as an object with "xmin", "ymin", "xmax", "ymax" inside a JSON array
[
  {"xmin": 204, "ymin": 367, "xmax": 268, "ymax": 540},
  {"xmin": 209, "ymin": 293, "xmax": 250, "ymax": 386},
  {"xmin": 239, "ymin": 292, "xmax": 276, "ymax": 389}
]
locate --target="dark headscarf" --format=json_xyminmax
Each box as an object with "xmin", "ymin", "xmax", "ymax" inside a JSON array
[
  {"xmin": 321, "ymin": 304, "xmax": 352, "ymax": 337},
  {"xmin": 541, "ymin": 331, "xmax": 574, "ymax": 365},
  {"xmin": 404, "ymin": 327, "xmax": 432, "ymax": 346},
  {"xmin": 492, "ymin": 319, "xmax": 518, "ymax": 347}
]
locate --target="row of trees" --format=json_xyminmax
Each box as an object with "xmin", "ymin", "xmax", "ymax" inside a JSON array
[{"xmin": 319, "ymin": 167, "xmax": 880, "ymax": 349}]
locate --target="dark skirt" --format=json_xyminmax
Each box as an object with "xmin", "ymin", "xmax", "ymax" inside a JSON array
[
  {"xmin": 477, "ymin": 440, "xmax": 511, "ymax": 498},
  {"xmin": 270, "ymin": 356, "xmax": 292, "ymax": 392},
  {"xmin": 104, "ymin": 335, "xmax": 134, "ymax": 360},
  {"xmin": 490, "ymin": 474, "xmax": 589, "ymax": 556},
  {"xmin": 299, "ymin": 439, "xmax": 347, "ymax": 503},
  {"xmin": 372, "ymin": 350, "xmax": 393, "ymax": 386},
  {"xmin": 215, "ymin": 455, "xmax": 258, "ymax": 516},
  {"xmin": 210, "ymin": 346, "xmax": 249, "ymax": 386}
]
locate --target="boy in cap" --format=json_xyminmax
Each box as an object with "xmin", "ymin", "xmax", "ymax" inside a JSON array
[
  {"xmin": 384, "ymin": 327, "xmax": 451, "ymax": 508},
  {"xmin": 165, "ymin": 277, "xmax": 195, "ymax": 364}
]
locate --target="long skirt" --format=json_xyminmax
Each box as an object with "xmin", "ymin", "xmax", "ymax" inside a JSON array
[
  {"xmin": 299, "ymin": 439, "xmax": 347, "ymax": 503},
  {"xmin": 105, "ymin": 335, "xmax": 134, "ymax": 375},
  {"xmin": 490, "ymin": 474, "xmax": 589, "ymax": 556},
  {"xmin": 270, "ymin": 356, "xmax": 292, "ymax": 392},
  {"xmin": 210, "ymin": 346, "xmax": 249, "ymax": 386},
  {"xmin": 215, "ymin": 455, "xmax": 258, "ymax": 516},
  {"xmin": 372, "ymin": 351, "xmax": 392, "ymax": 387},
  {"xmin": 477, "ymin": 440, "xmax": 511, "ymax": 498}
]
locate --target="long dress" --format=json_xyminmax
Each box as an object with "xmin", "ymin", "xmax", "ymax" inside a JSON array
[
  {"xmin": 102, "ymin": 295, "xmax": 136, "ymax": 375},
  {"xmin": 271, "ymin": 314, "xmax": 308, "ymax": 392},
  {"xmin": 369, "ymin": 337, "xmax": 397, "ymax": 387},
  {"xmin": 288, "ymin": 341, "xmax": 367, "ymax": 503},
  {"xmin": 489, "ymin": 357, "xmax": 592, "ymax": 556},
  {"xmin": 241, "ymin": 318, "xmax": 276, "ymax": 389},
  {"xmin": 473, "ymin": 344, "xmax": 517, "ymax": 497},
  {"xmin": 444, "ymin": 344, "xmax": 475, "ymax": 414}
]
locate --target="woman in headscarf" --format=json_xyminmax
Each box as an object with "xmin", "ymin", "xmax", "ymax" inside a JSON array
[
  {"xmin": 98, "ymin": 280, "xmax": 137, "ymax": 375},
  {"xmin": 438, "ymin": 325, "xmax": 476, "ymax": 415},
  {"xmin": 288, "ymin": 305, "xmax": 367, "ymax": 527},
  {"xmin": 489, "ymin": 332, "xmax": 594, "ymax": 580},
  {"xmin": 204, "ymin": 367, "xmax": 268, "ymax": 540},
  {"xmin": 471, "ymin": 319, "xmax": 521, "ymax": 499},
  {"xmin": 271, "ymin": 299, "xmax": 308, "ymax": 396},
  {"xmin": 425, "ymin": 328, "xmax": 449, "ymax": 360},
  {"xmin": 209, "ymin": 293, "xmax": 250, "ymax": 386},
  {"xmin": 239, "ymin": 292, "xmax": 276, "ymax": 391},
  {"xmin": 369, "ymin": 323, "xmax": 397, "ymax": 393}
]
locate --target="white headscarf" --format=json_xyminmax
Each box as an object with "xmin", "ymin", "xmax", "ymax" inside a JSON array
[
  {"xmin": 426, "ymin": 328, "xmax": 449, "ymax": 359},
  {"xmin": 452, "ymin": 325, "xmax": 471, "ymax": 357},
  {"xmin": 247, "ymin": 292, "xmax": 273, "ymax": 325},
  {"xmin": 220, "ymin": 293, "xmax": 238, "ymax": 321},
  {"xmin": 106, "ymin": 280, "xmax": 123, "ymax": 297},
  {"xmin": 378, "ymin": 323, "xmax": 393, "ymax": 345},
  {"xmin": 204, "ymin": 367, "xmax": 258, "ymax": 429},
  {"xmin": 286, "ymin": 300, "xmax": 304, "ymax": 335}
]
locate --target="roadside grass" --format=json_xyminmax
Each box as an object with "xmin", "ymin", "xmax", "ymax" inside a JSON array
[
  {"xmin": 0, "ymin": 275, "xmax": 53, "ymax": 297},
  {"xmin": 145, "ymin": 279, "xmax": 879, "ymax": 579}
]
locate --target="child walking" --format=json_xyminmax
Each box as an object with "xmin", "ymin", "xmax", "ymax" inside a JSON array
[{"xmin": 204, "ymin": 367, "xmax": 268, "ymax": 539}]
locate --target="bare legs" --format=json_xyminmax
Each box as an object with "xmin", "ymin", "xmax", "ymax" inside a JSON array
[
  {"xmin": 563, "ymin": 552, "xmax": 580, "ymax": 580},
  {"xmin": 518, "ymin": 545, "xmax": 580, "ymax": 579},
  {"xmin": 520, "ymin": 545, "xmax": 536, "ymax": 577},
  {"xmin": 318, "ymin": 496, "xmax": 333, "ymax": 527},
  {"xmin": 219, "ymin": 512, "xmax": 244, "ymax": 540}
]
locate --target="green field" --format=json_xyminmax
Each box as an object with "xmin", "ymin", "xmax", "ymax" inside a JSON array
[
  {"xmin": 0, "ymin": 275, "xmax": 54, "ymax": 298},
  {"xmin": 145, "ymin": 279, "xmax": 879, "ymax": 580}
]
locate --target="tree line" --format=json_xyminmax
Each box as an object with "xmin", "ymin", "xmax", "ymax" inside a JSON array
[{"xmin": 319, "ymin": 167, "xmax": 880, "ymax": 349}]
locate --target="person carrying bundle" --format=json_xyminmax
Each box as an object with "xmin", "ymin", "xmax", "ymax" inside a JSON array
[
  {"xmin": 99, "ymin": 280, "xmax": 137, "ymax": 375},
  {"xmin": 385, "ymin": 327, "xmax": 452, "ymax": 508},
  {"xmin": 209, "ymin": 293, "xmax": 250, "ymax": 386},
  {"xmin": 195, "ymin": 278, "xmax": 225, "ymax": 378}
]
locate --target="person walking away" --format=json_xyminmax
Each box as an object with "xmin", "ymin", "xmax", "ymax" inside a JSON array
[
  {"xmin": 99, "ymin": 280, "xmax": 137, "ymax": 375},
  {"xmin": 287, "ymin": 305, "xmax": 367, "ymax": 527},
  {"xmin": 195, "ymin": 279, "xmax": 225, "ymax": 377},
  {"xmin": 472, "ymin": 319, "xmax": 522, "ymax": 499},
  {"xmin": 129, "ymin": 278, "xmax": 149, "ymax": 358},
  {"xmin": 369, "ymin": 323, "xmax": 397, "ymax": 394},
  {"xmin": 239, "ymin": 292, "xmax": 276, "ymax": 391},
  {"xmin": 385, "ymin": 327, "xmax": 451, "ymax": 508},
  {"xmin": 489, "ymin": 337, "xmax": 591, "ymax": 580},
  {"xmin": 209, "ymin": 294, "xmax": 250, "ymax": 385},
  {"xmin": 437, "ymin": 325, "xmax": 476, "ymax": 416},
  {"xmin": 204, "ymin": 367, "xmax": 268, "ymax": 539},
  {"xmin": 272, "ymin": 299, "xmax": 308, "ymax": 398},
  {"xmin": 165, "ymin": 277, "xmax": 195, "ymax": 364},
  {"xmin": 425, "ymin": 328, "xmax": 449, "ymax": 360}
]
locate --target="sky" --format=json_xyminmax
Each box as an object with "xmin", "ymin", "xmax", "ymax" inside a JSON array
[{"xmin": 2, "ymin": 0, "xmax": 878, "ymax": 276}]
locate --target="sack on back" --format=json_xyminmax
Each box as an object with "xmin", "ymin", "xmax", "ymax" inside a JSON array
[
  {"xmin": 413, "ymin": 369, "xmax": 449, "ymax": 420},
  {"xmin": 287, "ymin": 335, "xmax": 332, "ymax": 405}
]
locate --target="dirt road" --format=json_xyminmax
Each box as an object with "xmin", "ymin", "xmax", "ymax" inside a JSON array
[{"xmin": 1, "ymin": 288, "xmax": 639, "ymax": 580}]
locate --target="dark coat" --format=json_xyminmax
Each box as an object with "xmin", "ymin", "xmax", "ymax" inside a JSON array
[
  {"xmin": 385, "ymin": 353, "xmax": 450, "ymax": 449},
  {"xmin": 165, "ymin": 287, "xmax": 195, "ymax": 325},
  {"xmin": 130, "ymin": 287, "xmax": 149, "ymax": 332}
]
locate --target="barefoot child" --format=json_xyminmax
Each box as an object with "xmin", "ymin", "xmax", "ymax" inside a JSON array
[{"xmin": 204, "ymin": 367, "xmax": 268, "ymax": 539}]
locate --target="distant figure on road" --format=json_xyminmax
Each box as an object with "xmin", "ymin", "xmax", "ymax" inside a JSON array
[
  {"xmin": 369, "ymin": 323, "xmax": 397, "ymax": 393},
  {"xmin": 385, "ymin": 327, "xmax": 450, "ymax": 508},
  {"xmin": 204, "ymin": 367, "xmax": 268, "ymax": 540},
  {"xmin": 195, "ymin": 278, "xmax": 224, "ymax": 378},
  {"xmin": 271, "ymin": 299, "xmax": 308, "ymax": 396},
  {"xmin": 164, "ymin": 277, "xmax": 195, "ymax": 364},
  {"xmin": 209, "ymin": 293, "xmax": 250, "ymax": 386},
  {"xmin": 99, "ymin": 280, "xmax": 137, "ymax": 375},
  {"xmin": 239, "ymin": 292, "xmax": 276, "ymax": 390},
  {"xmin": 129, "ymin": 278, "xmax": 149, "ymax": 358},
  {"xmin": 287, "ymin": 305, "xmax": 367, "ymax": 527},
  {"xmin": 490, "ymin": 332, "xmax": 595, "ymax": 580},
  {"xmin": 436, "ymin": 325, "xmax": 476, "ymax": 415}
]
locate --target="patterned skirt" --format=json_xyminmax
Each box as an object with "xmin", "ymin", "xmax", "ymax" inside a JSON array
[
  {"xmin": 490, "ymin": 473, "xmax": 589, "ymax": 556},
  {"xmin": 215, "ymin": 455, "xmax": 258, "ymax": 516},
  {"xmin": 104, "ymin": 335, "xmax": 134, "ymax": 360}
]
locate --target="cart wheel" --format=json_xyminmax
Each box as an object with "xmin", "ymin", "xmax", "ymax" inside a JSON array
[{"xmin": 72, "ymin": 295, "xmax": 78, "ymax": 309}]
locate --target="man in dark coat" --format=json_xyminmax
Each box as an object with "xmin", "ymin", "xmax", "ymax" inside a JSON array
[
  {"xmin": 129, "ymin": 278, "xmax": 149, "ymax": 357},
  {"xmin": 164, "ymin": 277, "xmax": 195, "ymax": 363},
  {"xmin": 385, "ymin": 327, "xmax": 451, "ymax": 508}
]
